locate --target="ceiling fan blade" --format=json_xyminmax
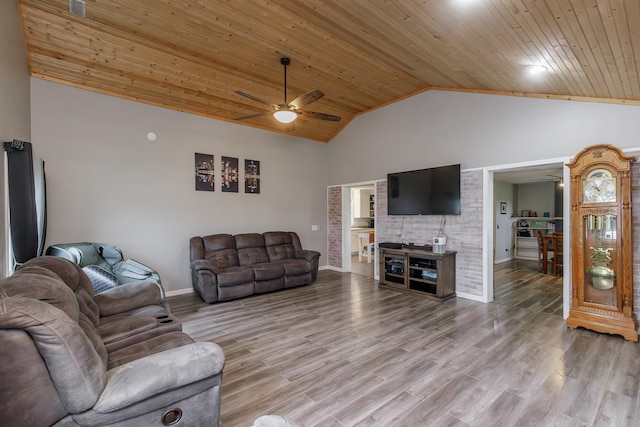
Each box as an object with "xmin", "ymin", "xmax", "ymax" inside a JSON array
[
  {"xmin": 235, "ymin": 90, "xmax": 273, "ymax": 106},
  {"xmin": 233, "ymin": 112, "xmax": 270, "ymax": 121},
  {"xmin": 299, "ymin": 110, "xmax": 342, "ymax": 122},
  {"xmin": 289, "ymin": 89, "xmax": 324, "ymax": 109}
]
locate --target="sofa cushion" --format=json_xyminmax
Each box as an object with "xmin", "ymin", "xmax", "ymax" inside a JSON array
[
  {"xmin": 238, "ymin": 247, "xmax": 270, "ymax": 266},
  {"xmin": 94, "ymin": 281, "xmax": 164, "ymax": 316},
  {"xmin": 235, "ymin": 233, "xmax": 265, "ymax": 249},
  {"xmin": 216, "ymin": 266, "xmax": 254, "ymax": 287},
  {"xmin": 218, "ymin": 282, "xmax": 254, "ymax": 301},
  {"xmin": 255, "ymin": 277, "xmax": 285, "ymax": 294},
  {"xmin": 0, "ymin": 269, "xmax": 81, "ymax": 322},
  {"xmin": 21, "ymin": 255, "xmax": 96, "ymax": 300},
  {"xmin": 21, "ymin": 257, "xmax": 101, "ymax": 327},
  {"xmin": 252, "ymin": 262, "xmax": 285, "ymax": 281},
  {"xmin": 0, "ymin": 328, "xmax": 68, "ymax": 427},
  {"xmin": 236, "ymin": 233, "xmax": 270, "ymax": 266},
  {"xmin": 0, "ymin": 297, "xmax": 107, "ymax": 413},
  {"xmin": 97, "ymin": 312, "xmax": 182, "ymax": 352},
  {"xmin": 264, "ymin": 232, "xmax": 296, "ymax": 261},
  {"xmin": 203, "ymin": 234, "xmax": 237, "ymax": 255},
  {"xmin": 107, "ymin": 331, "xmax": 195, "ymax": 370},
  {"xmin": 285, "ymin": 272, "xmax": 312, "ymax": 288},
  {"xmin": 211, "ymin": 248, "xmax": 240, "ymax": 268},
  {"xmin": 281, "ymin": 259, "xmax": 311, "ymax": 276}
]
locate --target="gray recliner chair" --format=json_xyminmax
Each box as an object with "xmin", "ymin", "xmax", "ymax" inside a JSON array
[
  {"xmin": 46, "ymin": 242, "xmax": 163, "ymax": 295},
  {"xmin": 0, "ymin": 257, "xmax": 225, "ymax": 427},
  {"xmin": 18, "ymin": 256, "xmax": 181, "ymax": 354}
]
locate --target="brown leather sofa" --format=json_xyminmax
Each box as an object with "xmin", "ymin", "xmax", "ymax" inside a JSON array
[
  {"xmin": 0, "ymin": 256, "xmax": 225, "ymax": 426},
  {"xmin": 190, "ymin": 231, "xmax": 320, "ymax": 303}
]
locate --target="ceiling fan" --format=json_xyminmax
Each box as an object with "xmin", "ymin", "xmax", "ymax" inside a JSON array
[{"xmin": 234, "ymin": 57, "xmax": 342, "ymax": 130}]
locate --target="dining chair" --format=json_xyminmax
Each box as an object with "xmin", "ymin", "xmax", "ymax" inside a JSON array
[
  {"xmin": 537, "ymin": 230, "xmax": 553, "ymax": 274},
  {"xmin": 552, "ymin": 232, "xmax": 563, "ymax": 276}
]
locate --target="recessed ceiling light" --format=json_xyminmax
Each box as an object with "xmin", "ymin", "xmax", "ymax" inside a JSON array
[
  {"xmin": 452, "ymin": 0, "xmax": 479, "ymax": 6},
  {"xmin": 527, "ymin": 65, "xmax": 548, "ymax": 74}
]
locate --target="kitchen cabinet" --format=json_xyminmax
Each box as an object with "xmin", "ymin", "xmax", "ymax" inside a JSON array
[{"xmin": 357, "ymin": 189, "xmax": 373, "ymax": 218}]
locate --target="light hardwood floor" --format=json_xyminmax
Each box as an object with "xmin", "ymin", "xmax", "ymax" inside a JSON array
[
  {"xmin": 169, "ymin": 268, "xmax": 640, "ymax": 427},
  {"xmin": 493, "ymin": 259, "xmax": 563, "ymax": 316},
  {"xmin": 351, "ymin": 254, "xmax": 374, "ymax": 278}
]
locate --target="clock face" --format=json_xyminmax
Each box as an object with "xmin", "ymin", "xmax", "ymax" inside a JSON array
[{"xmin": 583, "ymin": 169, "xmax": 616, "ymax": 203}]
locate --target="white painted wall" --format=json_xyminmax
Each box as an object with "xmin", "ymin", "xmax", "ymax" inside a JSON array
[
  {"xmin": 30, "ymin": 79, "xmax": 329, "ymax": 293},
  {"xmin": 327, "ymin": 90, "xmax": 640, "ymax": 184},
  {"xmin": 0, "ymin": 1, "xmax": 31, "ymax": 277},
  {"xmin": 516, "ymin": 182, "xmax": 555, "ymax": 218}
]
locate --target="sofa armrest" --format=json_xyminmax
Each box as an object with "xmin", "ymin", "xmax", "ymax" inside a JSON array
[
  {"xmin": 190, "ymin": 259, "xmax": 222, "ymax": 273},
  {"xmin": 113, "ymin": 258, "xmax": 162, "ymax": 285},
  {"xmin": 83, "ymin": 342, "xmax": 224, "ymax": 417},
  {"xmin": 95, "ymin": 281, "xmax": 164, "ymax": 317},
  {"xmin": 297, "ymin": 250, "xmax": 320, "ymax": 262}
]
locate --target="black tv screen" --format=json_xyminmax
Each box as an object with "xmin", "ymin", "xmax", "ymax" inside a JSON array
[{"xmin": 387, "ymin": 164, "xmax": 461, "ymax": 215}]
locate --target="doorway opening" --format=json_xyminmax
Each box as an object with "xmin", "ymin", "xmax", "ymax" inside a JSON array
[
  {"xmin": 342, "ymin": 182, "xmax": 377, "ymax": 279},
  {"xmin": 492, "ymin": 163, "xmax": 567, "ymax": 316}
]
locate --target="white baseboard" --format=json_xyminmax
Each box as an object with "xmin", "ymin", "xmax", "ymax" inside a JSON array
[
  {"xmin": 165, "ymin": 288, "xmax": 194, "ymax": 297},
  {"xmin": 320, "ymin": 265, "xmax": 343, "ymax": 273},
  {"xmin": 494, "ymin": 256, "xmax": 514, "ymax": 264},
  {"xmin": 455, "ymin": 292, "xmax": 489, "ymax": 303}
]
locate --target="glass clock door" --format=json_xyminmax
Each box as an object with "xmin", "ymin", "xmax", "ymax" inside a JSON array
[{"xmin": 583, "ymin": 214, "xmax": 618, "ymax": 307}]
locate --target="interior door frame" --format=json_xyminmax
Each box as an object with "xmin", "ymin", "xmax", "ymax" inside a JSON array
[
  {"xmin": 341, "ymin": 180, "xmax": 379, "ymax": 280},
  {"xmin": 483, "ymin": 157, "xmax": 571, "ymax": 318}
]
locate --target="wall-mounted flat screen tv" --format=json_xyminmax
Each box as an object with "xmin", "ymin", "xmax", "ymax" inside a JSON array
[{"xmin": 387, "ymin": 164, "xmax": 461, "ymax": 215}]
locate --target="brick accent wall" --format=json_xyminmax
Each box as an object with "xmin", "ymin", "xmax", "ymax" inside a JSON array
[
  {"xmin": 327, "ymin": 186, "xmax": 342, "ymax": 269},
  {"xmin": 376, "ymin": 170, "xmax": 484, "ymax": 298}
]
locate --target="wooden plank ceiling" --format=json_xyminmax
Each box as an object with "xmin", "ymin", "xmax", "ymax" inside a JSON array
[{"xmin": 16, "ymin": 0, "xmax": 640, "ymax": 142}]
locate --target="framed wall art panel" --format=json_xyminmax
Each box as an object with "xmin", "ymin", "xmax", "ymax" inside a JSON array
[
  {"xmin": 221, "ymin": 156, "xmax": 239, "ymax": 193},
  {"xmin": 245, "ymin": 159, "xmax": 260, "ymax": 194},
  {"xmin": 195, "ymin": 153, "xmax": 214, "ymax": 192}
]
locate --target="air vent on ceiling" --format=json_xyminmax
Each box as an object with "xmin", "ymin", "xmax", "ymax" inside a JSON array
[{"xmin": 69, "ymin": 0, "xmax": 85, "ymax": 17}]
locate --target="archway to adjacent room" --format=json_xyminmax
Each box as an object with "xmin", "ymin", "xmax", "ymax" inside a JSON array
[
  {"xmin": 326, "ymin": 180, "xmax": 379, "ymax": 279},
  {"xmin": 485, "ymin": 159, "xmax": 571, "ymax": 319},
  {"xmin": 341, "ymin": 181, "xmax": 378, "ymax": 279}
]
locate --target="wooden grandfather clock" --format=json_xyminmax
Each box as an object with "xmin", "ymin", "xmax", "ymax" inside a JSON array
[{"xmin": 566, "ymin": 144, "xmax": 638, "ymax": 342}]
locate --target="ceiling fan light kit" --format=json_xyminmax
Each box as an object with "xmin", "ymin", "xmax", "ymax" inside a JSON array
[
  {"xmin": 234, "ymin": 57, "xmax": 341, "ymax": 130},
  {"xmin": 274, "ymin": 109, "xmax": 297, "ymax": 123}
]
